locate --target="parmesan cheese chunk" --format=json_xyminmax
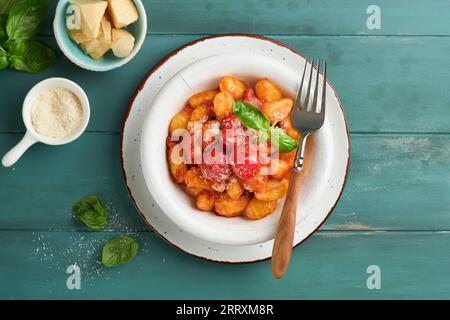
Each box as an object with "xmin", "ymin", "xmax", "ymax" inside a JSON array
[
  {"xmin": 72, "ymin": 0, "xmax": 107, "ymax": 39},
  {"xmin": 111, "ymin": 28, "xmax": 135, "ymax": 57},
  {"xmin": 108, "ymin": 0, "xmax": 139, "ymax": 28},
  {"xmin": 68, "ymin": 30, "xmax": 92, "ymax": 44},
  {"xmin": 100, "ymin": 16, "xmax": 112, "ymax": 42},
  {"xmin": 82, "ymin": 38, "xmax": 111, "ymax": 59},
  {"xmin": 66, "ymin": 4, "xmax": 82, "ymax": 31}
]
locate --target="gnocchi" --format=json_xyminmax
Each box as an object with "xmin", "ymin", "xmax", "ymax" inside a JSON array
[
  {"xmin": 167, "ymin": 143, "xmax": 187, "ymax": 184},
  {"xmin": 189, "ymin": 90, "xmax": 218, "ymax": 108},
  {"xmin": 215, "ymin": 193, "xmax": 250, "ymax": 217},
  {"xmin": 255, "ymin": 78, "xmax": 283, "ymax": 102},
  {"xmin": 196, "ymin": 190, "xmax": 218, "ymax": 211},
  {"xmin": 166, "ymin": 76, "xmax": 300, "ymax": 220},
  {"xmin": 269, "ymin": 159, "xmax": 291, "ymax": 180},
  {"xmin": 261, "ymin": 98, "xmax": 294, "ymax": 124},
  {"xmin": 219, "ymin": 76, "xmax": 248, "ymax": 99},
  {"xmin": 280, "ymin": 117, "xmax": 302, "ymax": 140},
  {"xmin": 241, "ymin": 173, "xmax": 268, "ymax": 193},
  {"xmin": 184, "ymin": 186, "xmax": 204, "ymax": 197},
  {"xmin": 244, "ymin": 198, "xmax": 278, "ymax": 220},
  {"xmin": 185, "ymin": 167, "xmax": 213, "ymax": 190},
  {"xmin": 169, "ymin": 106, "xmax": 193, "ymax": 133},
  {"xmin": 280, "ymin": 149, "xmax": 297, "ymax": 167},
  {"xmin": 226, "ymin": 177, "xmax": 245, "ymax": 200},
  {"xmin": 255, "ymin": 178, "xmax": 289, "ymax": 201},
  {"xmin": 190, "ymin": 105, "xmax": 213, "ymax": 122},
  {"xmin": 213, "ymin": 91, "xmax": 235, "ymax": 119},
  {"xmin": 168, "ymin": 160, "xmax": 186, "ymax": 184}
]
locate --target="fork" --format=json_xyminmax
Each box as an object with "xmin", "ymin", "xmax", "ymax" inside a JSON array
[{"xmin": 272, "ymin": 59, "xmax": 327, "ymax": 279}]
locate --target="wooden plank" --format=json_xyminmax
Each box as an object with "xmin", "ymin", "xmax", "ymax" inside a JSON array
[
  {"xmin": 1, "ymin": 35, "xmax": 450, "ymax": 133},
  {"xmin": 1, "ymin": 230, "xmax": 449, "ymax": 299},
  {"xmin": 0, "ymin": 133, "xmax": 147, "ymax": 231},
  {"xmin": 40, "ymin": 0, "xmax": 450, "ymax": 36},
  {"xmin": 0, "ymin": 133, "xmax": 449, "ymax": 231},
  {"xmin": 326, "ymin": 134, "xmax": 450, "ymax": 231}
]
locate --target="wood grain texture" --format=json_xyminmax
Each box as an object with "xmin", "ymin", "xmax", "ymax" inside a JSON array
[
  {"xmin": 2, "ymin": 230, "xmax": 450, "ymax": 299},
  {"xmin": 0, "ymin": 133, "xmax": 146, "ymax": 231},
  {"xmin": 327, "ymin": 134, "xmax": 450, "ymax": 231},
  {"xmin": 0, "ymin": 133, "xmax": 449, "ymax": 231},
  {"xmin": 41, "ymin": 0, "xmax": 450, "ymax": 36},
  {"xmin": 1, "ymin": 35, "xmax": 450, "ymax": 133},
  {"xmin": 1, "ymin": 0, "xmax": 449, "ymax": 299}
]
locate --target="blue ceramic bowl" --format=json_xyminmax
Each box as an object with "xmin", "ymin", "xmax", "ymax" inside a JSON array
[{"xmin": 53, "ymin": 0, "xmax": 147, "ymax": 72}]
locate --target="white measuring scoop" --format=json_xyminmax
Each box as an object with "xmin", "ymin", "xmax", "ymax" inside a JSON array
[{"xmin": 2, "ymin": 78, "xmax": 90, "ymax": 167}]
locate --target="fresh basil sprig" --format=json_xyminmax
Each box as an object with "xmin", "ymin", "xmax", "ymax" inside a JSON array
[
  {"xmin": 7, "ymin": 40, "xmax": 56, "ymax": 73},
  {"xmin": 0, "ymin": 14, "xmax": 7, "ymax": 44},
  {"xmin": 71, "ymin": 197, "xmax": 140, "ymax": 268},
  {"xmin": 0, "ymin": 0, "xmax": 22, "ymax": 14},
  {"xmin": 232, "ymin": 100, "xmax": 298, "ymax": 152},
  {"xmin": 102, "ymin": 236, "xmax": 139, "ymax": 267},
  {"xmin": 6, "ymin": 0, "xmax": 48, "ymax": 41},
  {"xmin": 73, "ymin": 195, "xmax": 109, "ymax": 230},
  {"xmin": 0, "ymin": 0, "xmax": 56, "ymax": 73},
  {"xmin": 0, "ymin": 46, "xmax": 8, "ymax": 69},
  {"xmin": 233, "ymin": 100, "xmax": 270, "ymax": 131},
  {"xmin": 270, "ymin": 127, "xmax": 298, "ymax": 152}
]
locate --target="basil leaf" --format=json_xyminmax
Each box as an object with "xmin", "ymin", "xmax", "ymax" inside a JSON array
[
  {"xmin": 7, "ymin": 40, "xmax": 56, "ymax": 73},
  {"xmin": 0, "ymin": 0, "xmax": 22, "ymax": 14},
  {"xmin": 102, "ymin": 236, "xmax": 139, "ymax": 267},
  {"xmin": 0, "ymin": 46, "xmax": 8, "ymax": 70},
  {"xmin": 232, "ymin": 100, "xmax": 297, "ymax": 152},
  {"xmin": 233, "ymin": 100, "xmax": 270, "ymax": 131},
  {"xmin": 0, "ymin": 14, "xmax": 7, "ymax": 44},
  {"xmin": 6, "ymin": 0, "xmax": 48, "ymax": 41},
  {"xmin": 73, "ymin": 195, "xmax": 108, "ymax": 230},
  {"xmin": 258, "ymin": 129, "xmax": 269, "ymax": 143},
  {"xmin": 270, "ymin": 127, "xmax": 298, "ymax": 152}
]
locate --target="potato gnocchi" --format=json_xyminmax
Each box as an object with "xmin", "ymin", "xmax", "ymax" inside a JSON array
[{"xmin": 166, "ymin": 76, "xmax": 298, "ymax": 220}]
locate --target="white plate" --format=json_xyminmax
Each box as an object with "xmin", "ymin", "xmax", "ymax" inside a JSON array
[
  {"xmin": 141, "ymin": 52, "xmax": 340, "ymax": 245},
  {"xmin": 121, "ymin": 34, "xmax": 350, "ymax": 262}
]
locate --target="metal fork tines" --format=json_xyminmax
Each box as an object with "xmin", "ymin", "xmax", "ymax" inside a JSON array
[{"xmin": 292, "ymin": 59, "xmax": 327, "ymax": 171}]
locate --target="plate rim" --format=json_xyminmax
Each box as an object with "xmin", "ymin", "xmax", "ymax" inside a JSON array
[{"xmin": 120, "ymin": 33, "xmax": 351, "ymax": 264}]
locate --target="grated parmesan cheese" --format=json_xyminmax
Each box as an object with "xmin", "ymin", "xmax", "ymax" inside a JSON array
[{"xmin": 31, "ymin": 87, "xmax": 84, "ymax": 140}]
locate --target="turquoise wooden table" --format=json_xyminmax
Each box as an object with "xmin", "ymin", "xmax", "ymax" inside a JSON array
[{"xmin": 1, "ymin": 0, "xmax": 450, "ymax": 299}]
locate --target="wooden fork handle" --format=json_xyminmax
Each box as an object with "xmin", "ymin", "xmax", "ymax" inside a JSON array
[{"xmin": 272, "ymin": 170, "xmax": 302, "ymax": 279}]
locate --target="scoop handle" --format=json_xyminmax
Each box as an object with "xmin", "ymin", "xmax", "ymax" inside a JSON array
[{"xmin": 2, "ymin": 132, "xmax": 36, "ymax": 167}]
